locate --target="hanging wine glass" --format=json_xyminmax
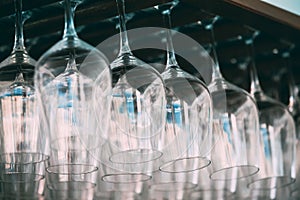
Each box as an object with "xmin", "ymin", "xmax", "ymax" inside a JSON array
[
  {"xmin": 0, "ymin": 1, "xmax": 38, "ymax": 154},
  {"xmin": 154, "ymin": 0, "xmax": 212, "ymax": 174},
  {"xmin": 203, "ymin": 16, "xmax": 261, "ymax": 181},
  {"xmin": 286, "ymin": 47, "xmax": 300, "ymax": 136},
  {"xmin": 244, "ymin": 26, "xmax": 296, "ymax": 190},
  {"xmin": 145, "ymin": 1, "xmax": 214, "ymax": 197},
  {"xmin": 0, "ymin": 0, "xmax": 49, "ymax": 198},
  {"xmin": 283, "ymin": 47, "xmax": 300, "ymax": 198},
  {"xmin": 99, "ymin": 0, "xmax": 166, "ymax": 179},
  {"xmin": 35, "ymin": 0, "xmax": 110, "ymax": 184}
]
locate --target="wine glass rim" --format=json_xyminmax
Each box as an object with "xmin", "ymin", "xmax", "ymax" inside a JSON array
[
  {"xmin": 46, "ymin": 164, "xmax": 98, "ymax": 175},
  {"xmin": 159, "ymin": 156, "xmax": 211, "ymax": 173},
  {"xmin": 248, "ymin": 176, "xmax": 296, "ymax": 190},
  {"xmin": 210, "ymin": 165, "xmax": 259, "ymax": 181},
  {"xmin": 109, "ymin": 148, "xmax": 163, "ymax": 164},
  {"xmin": 101, "ymin": 173, "xmax": 151, "ymax": 184}
]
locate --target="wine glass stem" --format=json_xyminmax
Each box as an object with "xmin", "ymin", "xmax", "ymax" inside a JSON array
[
  {"xmin": 245, "ymin": 38, "xmax": 262, "ymax": 95},
  {"xmin": 116, "ymin": 0, "xmax": 132, "ymax": 55},
  {"xmin": 63, "ymin": 0, "xmax": 78, "ymax": 38},
  {"xmin": 207, "ymin": 24, "xmax": 223, "ymax": 80},
  {"xmin": 284, "ymin": 52, "xmax": 297, "ymax": 108},
  {"xmin": 13, "ymin": 0, "xmax": 25, "ymax": 52},
  {"xmin": 162, "ymin": 10, "xmax": 178, "ymax": 69}
]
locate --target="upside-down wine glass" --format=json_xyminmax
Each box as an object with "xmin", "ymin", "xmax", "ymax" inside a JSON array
[
  {"xmin": 147, "ymin": 1, "xmax": 214, "ymax": 197},
  {"xmin": 284, "ymin": 47, "xmax": 300, "ymax": 199},
  {"xmin": 154, "ymin": 0, "xmax": 212, "ymax": 176},
  {"xmin": 285, "ymin": 45, "xmax": 300, "ymax": 135},
  {"xmin": 0, "ymin": 0, "xmax": 49, "ymax": 198},
  {"xmin": 94, "ymin": 13, "xmax": 150, "ymax": 200},
  {"xmin": 99, "ymin": 0, "xmax": 166, "ymax": 181},
  {"xmin": 35, "ymin": 0, "xmax": 111, "ymax": 197},
  {"xmin": 204, "ymin": 16, "xmax": 261, "ymax": 181},
  {"xmin": 245, "ymin": 27, "xmax": 296, "ymax": 191}
]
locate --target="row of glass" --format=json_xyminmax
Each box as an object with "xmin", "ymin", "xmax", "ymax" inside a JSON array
[{"xmin": 0, "ymin": 0, "xmax": 298, "ymax": 199}]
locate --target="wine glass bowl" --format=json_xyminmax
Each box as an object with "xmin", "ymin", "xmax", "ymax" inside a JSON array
[
  {"xmin": 208, "ymin": 79, "xmax": 260, "ymax": 181},
  {"xmin": 104, "ymin": 50, "xmax": 166, "ymax": 170},
  {"xmin": 0, "ymin": 10, "xmax": 38, "ymax": 154},
  {"xmin": 248, "ymin": 92, "xmax": 296, "ymax": 189},
  {"xmin": 36, "ymin": 38, "xmax": 110, "ymax": 163},
  {"xmin": 158, "ymin": 67, "xmax": 212, "ymax": 173},
  {"xmin": 287, "ymin": 70, "xmax": 300, "ymax": 199}
]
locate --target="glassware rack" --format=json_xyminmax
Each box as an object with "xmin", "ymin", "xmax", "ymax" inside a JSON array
[
  {"xmin": 0, "ymin": 0, "xmax": 299, "ymax": 102},
  {"xmin": 0, "ymin": 0, "xmax": 300, "ymax": 199}
]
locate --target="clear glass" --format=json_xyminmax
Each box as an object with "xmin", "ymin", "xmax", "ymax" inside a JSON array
[
  {"xmin": 290, "ymin": 124, "xmax": 300, "ymax": 198},
  {"xmin": 99, "ymin": 0, "xmax": 166, "ymax": 175},
  {"xmin": 0, "ymin": 153, "xmax": 49, "ymax": 198},
  {"xmin": 190, "ymin": 165, "xmax": 235, "ymax": 199},
  {"xmin": 0, "ymin": 1, "xmax": 42, "ymax": 155},
  {"xmin": 154, "ymin": 0, "xmax": 212, "ymax": 174},
  {"xmin": 145, "ymin": 2, "xmax": 213, "ymax": 197},
  {"xmin": 34, "ymin": 0, "xmax": 111, "ymax": 170},
  {"xmin": 94, "ymin": 162, "xmax": 146, "ymax": 199},
  {"xmin": 205, "ymin": 16, "xmax": 261, "ymax": 180},
  {"xmin": 45, "ymin": 164, "xmax": 98, "ymax": 200},
  {"xmin": 245, "ymin": 29, "xmax": 296, "ymax": 190},
  {"xmin": 284, "ymin": 49, "xmax": 300, "ymax": 197},
  {"xmin": 0, "ymin": 0, "xmax": 48, "ymax": 197}
]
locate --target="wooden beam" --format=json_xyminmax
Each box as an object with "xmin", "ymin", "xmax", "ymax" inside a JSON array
[{"xmin": 225, "ymin": 0, "xmax": 300, "ymax": 30}]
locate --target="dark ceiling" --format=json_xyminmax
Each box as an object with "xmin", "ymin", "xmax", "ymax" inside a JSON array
[{"xmin": 0, "ymin": 0, "xmax": 300, "ymax": 104}]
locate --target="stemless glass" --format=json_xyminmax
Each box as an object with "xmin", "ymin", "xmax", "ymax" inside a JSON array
[
  {"xmin": 204, "ymin": 16, "xmax": 261, "ymax": 181},
  {"xmin": 35, "ymin": 0, "xmax": 111, "ymax": 177},
  {"xmin": 99, "ymin": 0, "xmax": 166, "ymax": 177},
  {"xmin": 0, "ymin": 0, "xmax": 49, "ymax": 198},
  {"xmin": 245, "ymin": 27, "xmax": 296, "ymax": 190}
]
